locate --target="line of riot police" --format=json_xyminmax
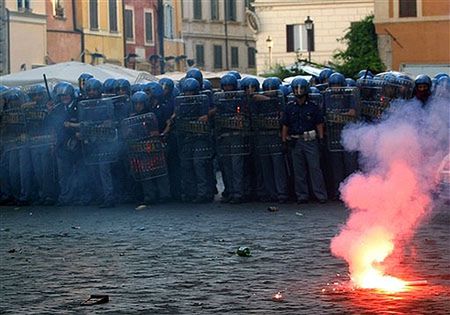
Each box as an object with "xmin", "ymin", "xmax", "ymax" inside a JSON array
[{"xmin": 0, "ymin": 68, "xmax": 449, "ymax": 207}]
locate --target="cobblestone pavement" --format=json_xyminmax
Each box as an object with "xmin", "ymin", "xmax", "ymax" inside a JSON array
[{"xmin": 1, "ymin": 200, "xmax": 449, "ymax": 314}]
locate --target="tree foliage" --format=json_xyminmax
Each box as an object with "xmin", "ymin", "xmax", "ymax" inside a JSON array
[{"xmin": 332, "ymin": 15, "xmax": 385, "ymax": 78}]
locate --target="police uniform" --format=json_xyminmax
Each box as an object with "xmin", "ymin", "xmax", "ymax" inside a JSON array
[{"xmin": 282, "ymin": 98, "xmax": 327, "ymax": 202}]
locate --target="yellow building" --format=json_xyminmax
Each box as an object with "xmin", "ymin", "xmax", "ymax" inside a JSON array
[
  {"xmin": 163, "ymin": 0, "xmax": 185, "ymax": 72},
  {"xmin": 74, "ymin": 0, "xmax": 124, "ymax": 65}
]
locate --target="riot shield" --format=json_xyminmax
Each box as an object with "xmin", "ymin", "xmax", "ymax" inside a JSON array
[
  {"xmin": 357, "ymin": 78, "xmax": 385, "ymax": 120},
  {"xmin": 213, "ymin": 91, "xmax": 251, "ymax": 156},
  {"xmin": 252, "ymin": 91, "xmax": 284, "ymax": 156},
  {"xmin": 121, "ymin": 112, "xmax": 167, "ymax": 181},
  {"xmin": 23, "ymin": 105, "xmax": 55, "ymax": 148},
  {"xmin": 0, "ymin": 108, "xmax": 27, "ymax": 152},
  {"xmin": 78, "ymin": 98, "xmax": 120, "ymax": 164},
  {"xmin": 382, "ymin": 76, "xmax": 414, "ymax": 101},
  {"xmin": 174, "ymin": 94, "xmax": 213, "ymax": 160},
  {"xmin": 323, "ymin": 87, "xmax": 359, "ymax": 152},
  {"xmin": 308, "ymin": 92, "xmax": 324, "ymax": 114}
]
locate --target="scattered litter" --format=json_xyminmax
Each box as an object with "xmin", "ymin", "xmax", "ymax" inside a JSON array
[
  {"xmin": 272, "ymin": 291, "xmax": 284, "ymax": 302},
  {"xmin": 29, "ymin": 212, "xmax": 33, "ymax": 216},
  {"xmin": 81, "ymin": 295, "xmax": 109, "ymax": 306},
  {"xmin": 135, "ymin": 204, "xmax": 147, "ymax": 210},
  {"xmin": 236, "ymin": 246, "xmax": 251, "ymax": 257},
  {"xmin": 14, "ymin": 207, "xmax": 20, "ymax": 210},
  {"xmin": 71, "ymin": 226, "xmax": 80, "ymax": 230},
  {"xmin": 139, "ymin": 227, "xmax": 145, "ymax": 231},
  {"xmin": 267, "ymin": 206, "xmax": 279, "ymax": 212},
  {"xmin": 295, "ymin": 212, "xmax": 303, "ymax": 216},
  {"xmin": 1, "ymin": 228, "xmax": 10, "ymax": 232},
  {"xmin": 8, "ymin": 249, "xmax": 16, "ymax": 253}
]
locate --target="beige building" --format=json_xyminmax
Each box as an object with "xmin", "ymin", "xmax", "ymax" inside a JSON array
[
  {"xmin": 4, "ymin": 0, "xmax": 47, "ymax": 73},
  {"xmin": 182, "ymin": 0, "xmax": 257, "ymax": 73},
  {"xmin": 253, "ymin": 0, "xmax": 374, "ymax": 73}
]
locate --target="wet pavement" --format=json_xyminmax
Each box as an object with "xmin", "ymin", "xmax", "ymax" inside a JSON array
[{"xmin": 1, "ymin": 200, "xmax": 449, "ymax": 314}]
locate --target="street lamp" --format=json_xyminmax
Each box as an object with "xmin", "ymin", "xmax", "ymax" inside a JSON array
[
  {"xmin": 266, "ymin": 35, "xmax": 273, "ymax": 68},
  {"xmin": 304, "ymin": 16, "xmax": 314, "ymax": 62}
]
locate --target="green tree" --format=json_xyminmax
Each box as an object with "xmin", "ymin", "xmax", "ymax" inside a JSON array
[{"xmin": 332, "ymin": 15, "xmax": 385, "ymax": 78}]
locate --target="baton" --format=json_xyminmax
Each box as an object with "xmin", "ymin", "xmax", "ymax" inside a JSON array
[{"xmin": 43, "ymin": 74, "xmax": 52, "ymax": 100}]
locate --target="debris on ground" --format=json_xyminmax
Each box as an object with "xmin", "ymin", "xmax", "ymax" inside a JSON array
[
  {"xmin": 135, "ymin": 204, "xmax": 147, "ymax": 210},
  {"xmin": 236, "ymin": 246, "xmax": 251, "ymax": 257},
  {"xmin": 81, "ymin": 294, "xmax": 109, "ymax": 306},
  {"xmin": 267, "ymin": 206, "xmax": 279, "ymax": 212}
]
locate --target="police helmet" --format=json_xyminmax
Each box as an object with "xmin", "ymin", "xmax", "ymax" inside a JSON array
[
  {"xmin": 186, "ymin": 68, "xmax": 203, "ymax": 84},
  {"xmin": 131, "ymin": 91, "xmax": 149, "ymax": 105},
  {"xmin": 241, "ymin": 77, "xmax": 260, "ymax": 92},
  {"xmin": 54, "ymin": 82, "xmax": 75, "ymax": 104},
  {"xmin": 415, "ymin": 74, "xmax": 432, "ymax": 88},
  {"xmin": 149, "ymin": 83, "xmax": 164, "ymax": 102},
  {"xmin": 78, "ymin": 73, "xmax": 94, "ymax": 89},
  {"xmin": 131, "ymin": 83, "xmax": 143, "ymax": 94},
  {"xmin": 220, "ymin": 74, "xmax": 238, "ymax": 90},
  {"xmin": 262, "ymin": 77, "xmax": 281, "ymax": 91},
  {"xmin": 116, "ymin": 78, "xmax": 131, "ymax": 95},
  {"xmin": 84, "ymin": 78, "xmax": 103, "ymax": 97},
  {"xmin": 227, "ymin": 70, "xmax": 242, "ymax": 80},
  {"xmin": 159, "ymin": 78, "xmax": 175, "ymax": 95},
  {"xmin": 103, "ymin": 78, "xmax": 117, "ymax": 94},
  {"xmin": 346, "ymin": 78, "xmax": 356, "ymax": 87},
  {"xmin": 328, "ymin": 73, "xmax": 346, "ymax": 87},
  {"xmin": 203, "ymin": 79, "xmax": 213, "ymax": 91},
  {"xmin": 318, "ymin": 68, "xmax": 334, "ymax": 83},
  {"xmin": 309, "ymin": 86, "xmax": 320, "ymax": 93},
  {"xmin": 356, "ymin": 69, "xmax": 373, "ymax": 79},
  {"xmin": 182, "ymin": 78, "xmax": 201, "ymax": 94},
  {"xmin": 28, "ymin": 84, "xmax": 47, "ymax": 98},
  {"xmin": 434, "ymin": 73, "xmax": 449, "ymax": 81}
]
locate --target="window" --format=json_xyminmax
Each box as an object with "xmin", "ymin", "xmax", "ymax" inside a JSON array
[
  {"xmin": 89, "ymin": 0, "xmax": 99, "ymax": 30},
  {"xmin": 286, "ymin": 24, "xmax": 307, "ymax": 52},
  {"xmin": 231, "ymin": 47, "xmax": 239, "ymax": 68},
  {"xmin": 196, "ymin": 45, "xmax": 205, "ymax": 67},
  {"xmin": 247, "ymin": 47, "xmax": 256, "ymax": 68},
  {"xmin": 193, "ymin": 0, "xmax": 202, "ymax": 19},
  {"xmin": 109, "ymin": 0, "xmax": 118, "ymax": 32},
  {"xmin": 164, "ymin": 4, "xmax": 174, "ymax": 38},
  {"xmin": 399, "ymin": 0, "xmax": 417, "ymax": 17},
  {"xmin": 17, "ymin": 0, "xmax": 30, "ymax": 10},
  {"xmin": 145, "ymin": 11, "xmax": 154, "ymax": 44},
  {"xmin": 213, "ymin": 45, "xmax": 223, "ymax": 69},
  {"xmin": 225, "ymin": 0, "xmax": 236, "ymax": 21},
  {"xmin": 53, "ymin": 0, "xmax": 65, "ymax": 18},
  {"xmin": 211, "ymin": 0, "xmax": 219, "ymax": 20},
  {"xmin": 124, "ymin": 9, "xmax": 134, "ymax": 41}
]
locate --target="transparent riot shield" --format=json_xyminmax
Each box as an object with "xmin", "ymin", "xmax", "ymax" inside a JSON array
[
  {"xmin": 323, "ymin": 87, "xmax": 359, "ymax": 152},
  {"xmin": 252, "ymin": 91, "xmax": 284, "ymax": 156},
  {"xmin": 174, "ymin": 94, "xmax": 213, "ymax": 160},
  {"xmin": 213, "ymin": 91, "xmax": 251, "ymax": 156},
  {"xmin": 0, "ymin": 108, "xmax": 27, "ymax": 152},
  {"xmin": 121, "ymin": 112, "xmax": 167, "ymax": 181},
  {"xmin": 357, "ymin": 78, "xmax": 385, "ymax": 120},
  {"xmin": 382, "ymin": 76, "xmax": 414, "ymax": 102},
  {"xmin": 23, "ymin": 105, "xmax": 55, "ymax": 148},
  {"xmin": 308, "ymin": 92, "xmax": 324, "ymax": 114},
  {"xmin": 110, "ymin": 95, "xmax": 131, "ymax": 122},
  {"xmin": 78, "ymin": 98, "xmax": 120, "ymax": 164}
]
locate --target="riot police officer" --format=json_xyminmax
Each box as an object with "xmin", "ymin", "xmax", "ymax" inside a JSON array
[
  {"xmin": 413, "ymin": 74, "xmax": 433, "ymax": 107},
  {"xmin": 282, "ymin": 78, "xmax": 327, "ymax": 204}
]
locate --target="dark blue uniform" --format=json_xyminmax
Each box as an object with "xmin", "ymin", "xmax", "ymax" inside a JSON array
[{"xmin": 282, "ymin": 99, "xmax": 327, "ymax": 202}]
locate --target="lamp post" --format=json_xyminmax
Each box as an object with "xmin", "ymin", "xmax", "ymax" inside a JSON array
[
  {"xmin": 266, "ymin": 35, "xmax": 273, "ymax": 69},
  {"xmin": 304, "ymin": 16, "xmax": 314, "ymax": 63}
]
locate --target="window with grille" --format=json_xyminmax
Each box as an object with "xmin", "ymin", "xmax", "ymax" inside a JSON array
[
  {"xmin": 214, "ymin": 45, "xmax": 223, "ymax": 69},
  {"xmin": 145, "ymin": 11, "xmax": 154, "ymax": 43},
  {"xmin": 109, "ymin": 0, "xmax": 118, "ymax": 32},
  {"xmin": 399, "ymin": 0, "xmax": 417, "ymax": 17},
  {"xmin": 196, "ymin": 45, "xmax": 205, "ymax": 67},
  {"xmin": 248, "ymin": 47, "xmax": 256, "ymax": 68},
  {"xmin": 193, "ymin": 0, "xmax": 202, "ymax": 19},
  {"xmin": 231, "ymin": 47, "xmax": 239, "ymax": 68},
  {"xmin": 286, "ymin": 24, "xmax": 307, "ymax": 52},
  {"xmin": 124, "ymin": 9, "xmax": 134, "ymax": 41},
  {"xmin": 90, "ymin": 0, "xmax": 99, "ymax": 30}
]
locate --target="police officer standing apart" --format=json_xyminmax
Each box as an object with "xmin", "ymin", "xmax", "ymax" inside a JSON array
[{"xmin": 281, "ymin": 78, "xmax": 327, "ymax": 204}]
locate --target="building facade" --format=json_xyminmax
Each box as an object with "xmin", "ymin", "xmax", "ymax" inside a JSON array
[
  {"xmin": 73, "ymin": 0, "xmax": 124, "ymax": 65},
  {"xmin": 374, "ymin": 0, "xmax": 450, "ymax": 75},
  {"xmin": 253, "ymin": 0, "xmax": 374, "ymax": 73},
  {"xmin": 123, "ymin": 0, "xmax": 160, "ymax": 73},
  {"xmin": 182, "ymin": 0, "xmax": 257, "ymax": 73},
  {"xmin": 4, "ymin": 0, "xmax": 47, "ymax": 73},
  {"xmin": 46, "ymin": 0, "xmax": 82, "ymax": 64},
  {"xmin": 163, "ymin": 0, "xmax": 186, "ymax": 72}
]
